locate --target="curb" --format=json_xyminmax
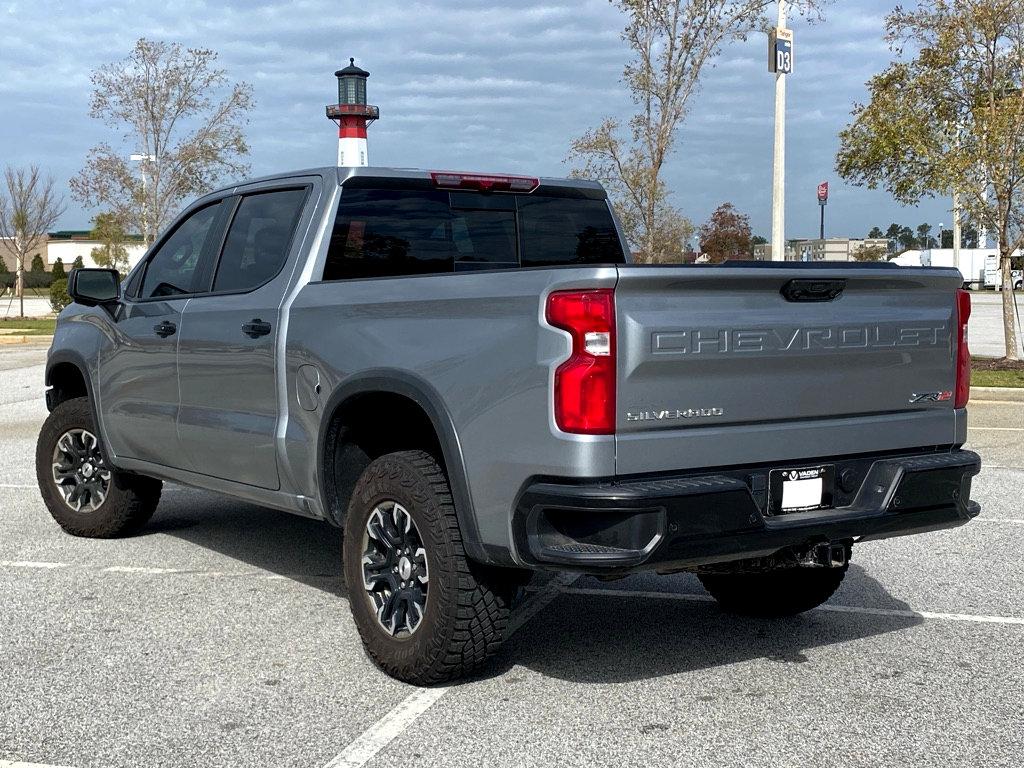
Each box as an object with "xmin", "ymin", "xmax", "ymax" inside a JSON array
[
  {"xmin": 971, "ymin": 386, "xmax": 1024, "ymax": 402},
  {"xmin": 0, "ymin": 334, "xmax": 53, "ymax": 346}
]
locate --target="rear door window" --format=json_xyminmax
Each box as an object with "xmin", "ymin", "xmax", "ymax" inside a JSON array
[{"xmin": 212, "ymin": 188, "xmax": 307, "ymax": 293}]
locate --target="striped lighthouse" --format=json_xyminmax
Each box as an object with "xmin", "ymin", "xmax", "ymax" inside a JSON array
[{"xmin": 326, "ymin": 59, "xmax": 379, "ymax": 167}]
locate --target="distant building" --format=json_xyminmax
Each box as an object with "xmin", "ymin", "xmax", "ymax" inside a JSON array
[
  {"xmin": 2, "ymin": 231, "xmax": 148, "ymax": 273},
  {"xmin": 46, "ymin": 231, "xmax": 147, "ymax": 271},
  {"xmin": 785, "ymin": 237, "xmax": 889, "ymax": 262}
]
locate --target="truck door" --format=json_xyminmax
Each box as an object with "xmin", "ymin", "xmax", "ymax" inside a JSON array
[
  {"xmin": 100, "ymin": 200, "xmax": 228, "ymax": 469},
  {"xmin": 175, "ymin": 185, "xmax": 312, "ymax": 490}
]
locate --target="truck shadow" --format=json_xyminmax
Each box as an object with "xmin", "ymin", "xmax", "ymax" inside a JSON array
[
  {"xmin": 152, "ymin": 490, "xmax": 923, "ymax": 684},
  {"xmin": 496, "ymin": 567, "xmax": 924, "ymax": 684},
  {"xmin": 149, "ymin": 488, "xmax": 348, "ymax": 598}
]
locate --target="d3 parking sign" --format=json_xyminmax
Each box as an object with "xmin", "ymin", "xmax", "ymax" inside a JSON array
[{"xmin": 769, "ymin": 28, "xmax": 794, "ymax": 74}]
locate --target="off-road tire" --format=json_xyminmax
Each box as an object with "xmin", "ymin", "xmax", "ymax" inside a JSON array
[
  {"xmin": 343, "ymin": 450, "xmax": 514, "ymax": 684},
  {"xmin": 36, "ymin": 397, "xmax": 162, "ymax": 538},
  {"xmin": 699, "ymin": 561, "xmax": 849, "ymax": 618}
]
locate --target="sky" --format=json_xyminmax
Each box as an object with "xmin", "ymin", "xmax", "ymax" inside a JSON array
[{"xmin": 0, "ymin": 0, "xmax": 954, "ymax": 241}]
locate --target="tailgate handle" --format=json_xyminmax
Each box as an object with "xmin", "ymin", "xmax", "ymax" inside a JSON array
[{"xmin": 780, "ymin": 278, "xmax": 846, "ymax": 303}]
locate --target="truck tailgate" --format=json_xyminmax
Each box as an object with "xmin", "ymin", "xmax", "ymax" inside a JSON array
[{"xmin": 614, "ymin": 264, "xmax": 965, "ymax": 475}]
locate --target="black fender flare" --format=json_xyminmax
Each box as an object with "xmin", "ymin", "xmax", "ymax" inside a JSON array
[
  {"xmin": 316, "ymin": 370, "xmax": 511, "ymax": 566},
  {"xmin": 44, "ymin": 350, "xmax": 116, "ymax": 467}
]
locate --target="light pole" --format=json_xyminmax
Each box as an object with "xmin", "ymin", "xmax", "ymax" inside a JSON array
[
  {"xmin": 938, "ymin": 222, "xmax": 944, "ymax": 251},
  {"xmin": 952, "ymin": 192, "xmax": 962, "ymax": 265},
  {"xmin": 130, "ymin": 153, "xmax": 155, "ymax": 245},
  {"xmin": 770, "ymin": 1, "xmax": 791, "ymax": 261}
]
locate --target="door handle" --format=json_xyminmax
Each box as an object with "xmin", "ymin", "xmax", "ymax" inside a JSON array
[
  {"xmin": 242, "ymin": 318, "xmax": 272, "ymax": 338},
  {"xmin": 154, "ymin": 321, "xmax": 177, "ymax": 338}
]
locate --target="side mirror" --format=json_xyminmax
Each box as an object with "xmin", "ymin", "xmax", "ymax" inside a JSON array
[{"xmin": 68, "ymin": 268, "xmax": 121, "ymax": 307}]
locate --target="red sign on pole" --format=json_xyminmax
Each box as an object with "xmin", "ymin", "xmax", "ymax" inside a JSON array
[{"xmin": 817, "ymin": 181, "xmax": 829, "ymax": 204}]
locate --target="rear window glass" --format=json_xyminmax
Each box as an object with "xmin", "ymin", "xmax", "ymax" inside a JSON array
[
  {"xmin": 518, "ymin": 196, "xmax": 624, "ymax": 267},
  {"xmin": 323, "ymin": 187, "xmax": 624, "ymax": 281}
]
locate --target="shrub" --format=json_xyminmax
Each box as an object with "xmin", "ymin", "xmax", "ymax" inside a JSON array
[
  {"xmin": 52, "ymin": 258, "xmax": 66, "ymax": 280},
  {"xmin": 50, "ymin": 278, "xmax": 70, "ymax": 313},
  {"xmin": 30, "ymin": 253, "xmax": 45, "ymax": 272},
  {"xmin": 23, "ymin": 270, "xmax": 54, "ymax": 289}
]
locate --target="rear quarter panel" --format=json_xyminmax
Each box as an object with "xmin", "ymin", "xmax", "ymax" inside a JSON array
[{"xmin": 284, "ymin": 267, "xmax": 618, "ymax": 554}]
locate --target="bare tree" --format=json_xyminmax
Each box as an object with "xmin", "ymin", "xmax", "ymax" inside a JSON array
[
  {"xmin": 0, "ymin": 166, "xmax": 65, "ymax": 317},
  {"xmin": 568, "ymin": 0, "xmax": 827, "ymax": 262},
  {"xmin": 71, "ymin": 39, "xmax": 254, "ymax": 245}
]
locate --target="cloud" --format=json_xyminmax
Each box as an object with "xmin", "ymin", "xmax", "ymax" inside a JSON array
[{"xmin": 0, "ymin": 0, "xmax": 948, "ymax": 235}]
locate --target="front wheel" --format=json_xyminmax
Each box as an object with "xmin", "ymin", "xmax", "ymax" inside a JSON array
[
  {"xmin": 36, "ymin": 397, "xmax": 162, "ymax": 538},
  {"xmin": 699, "ymin": 558, "xmax": 849, "ymax": 618},
  {"xmin": 343, "ymin": 450, "xmax": 515, "ymax": 684}
]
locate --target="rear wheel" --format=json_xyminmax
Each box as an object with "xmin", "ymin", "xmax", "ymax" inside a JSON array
[
  {"xmin": 36, "ymin": 397, "xmax": 162, "ymax": 538},
  {"xmin": 699, "ymin": 557, "xmax": 849, "ymax": 618},
  {"xmin": 343, "ymin": 450, "xmax": 514, "ymax": 684}
]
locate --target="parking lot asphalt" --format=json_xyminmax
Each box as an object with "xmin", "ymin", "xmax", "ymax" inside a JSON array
[{"xmin": 1, "ymin": 344, "xmax": 1022, "ymax": 768}]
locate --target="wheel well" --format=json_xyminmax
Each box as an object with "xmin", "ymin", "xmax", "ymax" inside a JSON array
[
  {"xmin": 47, "ymin": 362, "xmax": 88, "ymax": 410},
  {"xmin": 321, "ymin": 391, "xmax": 445, "ymax": 527}
]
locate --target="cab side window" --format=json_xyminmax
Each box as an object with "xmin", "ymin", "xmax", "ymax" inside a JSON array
[
  {"xmin": 212, "ymin": 188, "xmax": 308, "ymax": 293},
  {"xmin": 139, "ymin": 202, "xmax": 222, "ymax": 299}
]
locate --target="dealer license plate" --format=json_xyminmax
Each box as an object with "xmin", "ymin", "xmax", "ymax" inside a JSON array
[{"xmin": 769, "ymin": 465, "xmax": 834, "ymax": 514}]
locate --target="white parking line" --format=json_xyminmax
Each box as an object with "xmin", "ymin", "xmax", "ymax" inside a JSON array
[
  {"xmin": 559, "ymin": 587, "xmax": 1024, "ymax": 626},
  {"xmin": 0, "ymin": 560, "xmax": 67, "ymax": 569},
  {"xmin": 0, "ymin": 483, "xmax": 36, "ymax": 489},
  {"xmin": 321, "ymin": 572, "xmax": 579, "ymax": 768},
  {"xmin": 974, "ymin": 517, "xmax": 1024, "ymax": 524},
  {"xmin": 0, "ymin": 760, "xmax": 76, "ymax": 768},
  {"xmin": 322, "ymin": 687, "xmax": 450, "ymax": 768},
  {"xmin": 968, "ymin": 426, "xmax": 1024, "ymax": 432},
  {"xmin": 101, "ymin": 566, "xmax": 184, "ymax": 574}
]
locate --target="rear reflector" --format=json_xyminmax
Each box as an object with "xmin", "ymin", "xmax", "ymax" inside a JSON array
[
  {"xmin": 545, "ymin": 289, "xmax": 616, "ymax": 435},
  {"xmin": 955, "ymin": 288, "xmax": 971, "ymax": 408},
  {"xmin": 430, "ymin": 171, "xmax": 539, "ymax": 193}
]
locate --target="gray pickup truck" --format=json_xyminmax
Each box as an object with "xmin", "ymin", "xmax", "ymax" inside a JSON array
[{"xmin": 37, "ymin": 166, "xmax": 981, "ymax": 684}]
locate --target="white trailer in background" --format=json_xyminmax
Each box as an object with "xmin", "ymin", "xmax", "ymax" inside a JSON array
[{"xmin": 892, "ymin": 248, "xmax": 1021, "ymax": 289}]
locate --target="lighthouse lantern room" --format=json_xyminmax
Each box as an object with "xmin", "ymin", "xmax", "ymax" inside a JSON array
[{"xmin": 326, "ymin": 58, "xmax": 379, "ymax": 167}]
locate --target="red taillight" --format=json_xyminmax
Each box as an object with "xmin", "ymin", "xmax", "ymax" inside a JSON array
[
  {"xmin": 545, "ymin": 289, "xmax": 616, "ymax": 435},
  {"xmin": 955, "ymin": 288, "xmax": 971, "ymax": 408},
  {"xmin": 430, "ymin": 171, "xmax": 539, "ymax": 193}
]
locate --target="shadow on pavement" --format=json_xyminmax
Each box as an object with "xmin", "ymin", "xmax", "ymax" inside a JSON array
[
  {"xmin": 149, "ymin": 488, "xmax": 922, "ymax": 685},
  {"xmin": 148, "ymin": 486, "xmax": 347, "ymax": 598},
  {"xmin": 495, "ymin": 565, "xmax": 923, "ymax": 685}
]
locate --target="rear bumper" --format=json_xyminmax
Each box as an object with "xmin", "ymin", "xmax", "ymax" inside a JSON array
[{"xmin": 513, "ymin": 449, "xmax": 981, "ymax": 573}]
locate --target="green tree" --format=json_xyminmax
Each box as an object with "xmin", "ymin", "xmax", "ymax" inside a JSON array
[
  {"xmin": 897, "ymin": 226, "xmax": 918, "ymax": 251},
  {"xmin": 0, "ymin": 165, "xmax": 65, "ymax": 316},
  {"xmin": 72, "ymin": 255, "xmax": 84, "ymax": 270},
  {"xmin": 916, "ymin": 223, "xmax": 935, "ymax": 249},
  {"xmin": 70, "ymin": 39, "xmax": 253, "ymax": 245},
  {"xmin": 699, "ymin": 202, "xmax": 752, "ymax": 264},
  {"xmin": 854, "ymin": 243, "xmax": 889, "ymax": 262},
  {"xmin": 49, "ymin": 278, "xmax": 70, "ymax": 313},
  {"xmin": 568, "ymin": 0, "xmax": 827, "ymax": 262},
  {"xmin": 51, "ymin": 257, "xmax": 65, "ymax": 280},
  {"xmin": 89, "ymin": 212, "xmax": 130, "ymax": 272},
  {"xmin": 30, "ymin": 253, "xmax": 45, "ymax": 272},
  {"xmin": 868, "ymin": 226, "xmax": 885, "ymax": 238},
  {"xmin": 836, "ymin": 0, "xmax": 1024, "ymax": 360}
]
